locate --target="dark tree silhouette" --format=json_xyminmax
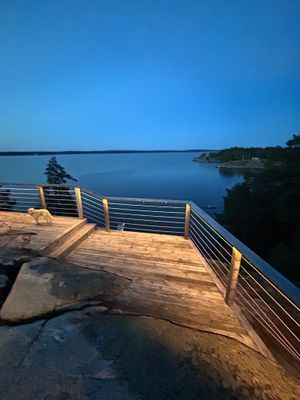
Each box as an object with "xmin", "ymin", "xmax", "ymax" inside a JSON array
[
  {"xmin": 0, "ymin": 186, "xmax": 16, "ymax": 211},
  {"xmin": 44, "ymin": 156, "xmax": 77, "ymax": 184},
  {"xmin": 286, "ymin": 134, "xmax": 300, "ymax": 148},
  {"xmin": 44, "ymin": 157, "xmax": 78, "ymax": 216},
  {"xmin": 217, "ymin": 153, "xmax": 300, "ymax": 285}
]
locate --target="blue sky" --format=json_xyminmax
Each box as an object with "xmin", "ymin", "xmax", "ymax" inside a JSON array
[{"xmin": 0, "ymin": 0, "xmax": 299, "ymax": 150}]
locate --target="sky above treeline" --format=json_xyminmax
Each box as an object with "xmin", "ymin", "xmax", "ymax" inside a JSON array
[{"xmin": 0, "ymin": 0, "xmax": 299, "ymax": 151}]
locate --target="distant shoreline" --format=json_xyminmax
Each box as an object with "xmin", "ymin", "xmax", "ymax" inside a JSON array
[
  {"xmin": 0, "ymin": 149, "xmax": 213, "ymax": 157},
  {"xmin": 193, "ymin": 156, "xmax": 266, "ymax": 169}
]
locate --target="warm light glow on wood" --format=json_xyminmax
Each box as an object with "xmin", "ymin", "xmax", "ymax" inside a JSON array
[
  {"xmin": 226, "ymin": 247, "xmax": 242, "ymax": 306},
  {"xmin": 102, "ymin": 198, "xmax": 110, "ymax": 231},
  {"xmin": 75, "ymin": 187, "xmax": 84, "ymax": 219},
  {"xmin": 184, "ymin": 203, "xmax": 191, "ymax": 239}
]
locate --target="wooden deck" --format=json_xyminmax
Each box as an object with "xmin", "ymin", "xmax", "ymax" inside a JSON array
[
  {"xmin": 0, "ymin": 211, "xmax": 83, "ymax": 253},
  {"xmin": 0, "ymin": 211, "xmax": 259, "ymax": 351},
  {"xmin": 67, "ymin": 229, "xmax": 258, "ymax": 350}
]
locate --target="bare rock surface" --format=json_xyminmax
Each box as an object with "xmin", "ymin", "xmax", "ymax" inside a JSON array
[
  {"xmin": 0, "ymin": 310, "xmax": 299, "ymax": 400},
  {"xmin": 0, "ymin": 253, "xmax": 299, "ymax": 399},
  {"xmin": 0, "ymin": 247, "xmax": 38, "ymax": 273},
  {"xmin": 0, "ymin": 257, "xmax": 131, "ymax": 321}
]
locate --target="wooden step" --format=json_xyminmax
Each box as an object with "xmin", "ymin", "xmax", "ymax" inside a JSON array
[
  {"xmin": 42, "ymin": 218, "xmax": 87, "ymax": 256},
  {"xmin": 47, "ymin": 223, "xmax": 97, "ymax": 259}
]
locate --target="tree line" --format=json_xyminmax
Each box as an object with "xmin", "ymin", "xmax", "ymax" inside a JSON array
[
  {"xmin": 216, "ymin": 135, "xmax": 300, "ymax": 285},
  {"xmin": 205, "ymin": 134, "xmax": 300, "ymax": 163}
]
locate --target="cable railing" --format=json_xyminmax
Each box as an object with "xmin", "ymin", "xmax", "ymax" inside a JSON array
[
  {"xmin": 81, "ymin": 189, "xmax": 105, "ymax": 227},
  {"xmin": 106, "ymin": 196, "xmax": 186, "ymax": 235},
  {"xmin": 188, "ymin": 201, "xmax": 300, "ymax": 367},
  {"xmin": 0, "ymin": 182, "xmax": 299, "ymax": 367}
]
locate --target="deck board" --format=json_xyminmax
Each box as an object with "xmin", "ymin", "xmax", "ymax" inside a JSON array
[
  {"xmin": 0, "ymin": 211, "xmax": 82, "ymax": 252},
  {"xmin": 67, "ymin": 229, "xmax": 257, "ymax": 349}
]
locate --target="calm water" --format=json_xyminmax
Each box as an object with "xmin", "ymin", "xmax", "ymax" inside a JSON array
[{"xmin": 0, "ymin": 152, "xmax": 243, "ymax": 213}]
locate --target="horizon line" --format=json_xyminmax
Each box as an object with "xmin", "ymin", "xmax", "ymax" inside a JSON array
[{"xmin": 0, "ymin": 149, "xmax": 215, "ymax": 156}]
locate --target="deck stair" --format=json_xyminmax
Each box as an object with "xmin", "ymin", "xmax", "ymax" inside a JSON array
[{"xmin": 42, "ymin": 219, "xmax": 96, "ymax": 259}]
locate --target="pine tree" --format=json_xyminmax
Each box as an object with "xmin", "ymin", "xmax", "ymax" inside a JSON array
[
  {"xmin": 44, "ymin": 157, "xmax": 77, "ymax": 216},
  {"xmin": 44, "ymin": 156, "xmax": 77, "ymax": 184}
]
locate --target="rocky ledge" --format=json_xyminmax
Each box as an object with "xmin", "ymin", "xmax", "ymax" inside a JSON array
[
  {"xmin": 0, "ymin": 257, "xmax": 131, "ymax": 322},
  {"xmin": 0, "ymin": 253, "xmax": 299, "ymax": 399}
]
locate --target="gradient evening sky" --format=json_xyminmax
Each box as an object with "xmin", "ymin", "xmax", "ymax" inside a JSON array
[{"xmin": 0, "ymin": 0, "xmax": 299, "ymax": 151}]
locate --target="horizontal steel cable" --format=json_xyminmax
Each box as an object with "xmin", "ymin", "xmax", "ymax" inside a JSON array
[
  {"xmin": 189, "ymin": 230, "xmax": 228, "ymax": 285},
  {"xmin": 192, "ymin": 205, "xmax": 299, "ymax": 311},
  {"xmin": 108, "ymin": 201, "xmax": 185, "ymax": 209},
  {"xmin": 190, "ymin": 228, "xmax": 299, "ymax": 361},
  {"xmin": 190, "ymin": 219, "xmax": 231, "ymax": 265},
  {"xmin": 239, "ymin": 264, "xmax": 299, "ymax": 327},
  {"xmin": 48, "ymin": 207, "xmax": 77, "ymax": 212},
  {"xmin": 0, "ymin": 187, "xmax": 37, "ymax": 191},
  {"xmin": 242, "ymin": 257, "xmax": 300, "ymax": 311},
  {"xmin": 191, "ymin": 224, "xmax": 299, "ymax": 343},
  {"xmin": 82, "ymin": 206, "xmax": 105, "ymax": 220},
  {"xmin": 110, "ymin": 220, "xmax": 183, "ymax": 230},
  {"xmin": 190, "ymin": 212, "xmax": 232, "ymax": 258},
  {"xmin": 235, "ymin": 290, "xmax": 300, "ymax": 360},
  {"xmin": 237, "ymin": 270, "xmax": 299, "ymax": 340},
  {"xmin": 109, "ymin": 215, "xmax": 184, "ymax": 225},
  {"xmin": 51, "ymin": 211, "xmax": 78, "ymax": 216},
  {"xmin": 82, "ymin": 203, "xmax": 104, "ymax": 216},
  {"xmin": 189, "ymin": 227, "xmax": 230, "ymax": 279},
  {"xmin": 109, "ymin": 209, "xmax": 184, "ymax": 217},
  {"xmin": 82, "ymin": 199, "xmax": 104, "ymax": 213},
  {"xmin": 83, "ymin": 210, "xmax": 105, "ymax": 222},
  {"xmin": 0, "ymin": 195, "xmax": 39, "ymax": 200},
  {"xmin": 191, "ymin": 207, "xmax": 233, "ymax": 249},
  {"xmin": 81, "ymin": 191, "xmax": 104, "ymax": 202},
  {"xmin": 81, "ymin": 194, "xmax": 104, "ymax": 208}
]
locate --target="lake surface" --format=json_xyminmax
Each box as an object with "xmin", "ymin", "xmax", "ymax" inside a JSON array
[{"xmin": 0, "ymin": 152, "xmax": 243, "ymax": 213}]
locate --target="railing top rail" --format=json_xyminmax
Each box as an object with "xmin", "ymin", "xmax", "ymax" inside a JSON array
[
  {"xmin": 81, "ymin": 188, "xmax": 105, "ymax": 200},
  {"xmin": 0, "ymin": 182, "xmax": 40, "ymax": 188},
  {"xmin": 107, "ymin": 195, "xmax": 188, "ymax": 205},
  {"xmin": 0, "ymin": 182, "xmax": 78, "ymax": 188},
  {"xmin": 189, "ymin": 201, "xmax": 300, "ymax": 307}
]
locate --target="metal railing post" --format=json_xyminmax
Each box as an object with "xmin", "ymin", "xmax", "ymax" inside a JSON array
[
  {"xmin": 37, "ymin": 185, "xmax": 47, "ymax": 209},
  {"xmin": 184, "ymin": 203, "xmax": 191, "ymax": 239},
  {"xmin": 225, "ymin": 247, "xmax": 242, "ymax": 306},
  {"xmin": 102, "ymin": 198, "xmax": 110, "ymax": 231},
  {"xmin": 74, "ymin": 187, "xmax": 84, "ymax": 219}
]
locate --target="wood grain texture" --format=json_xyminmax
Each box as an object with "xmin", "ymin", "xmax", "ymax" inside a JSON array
[
  {"xmin": 0, "ymin": 211, "xmax": 83, "ymax": 252},
  {"xmin": 67, "ymin": 228, "xmax": 258, "ymax": 350}
]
